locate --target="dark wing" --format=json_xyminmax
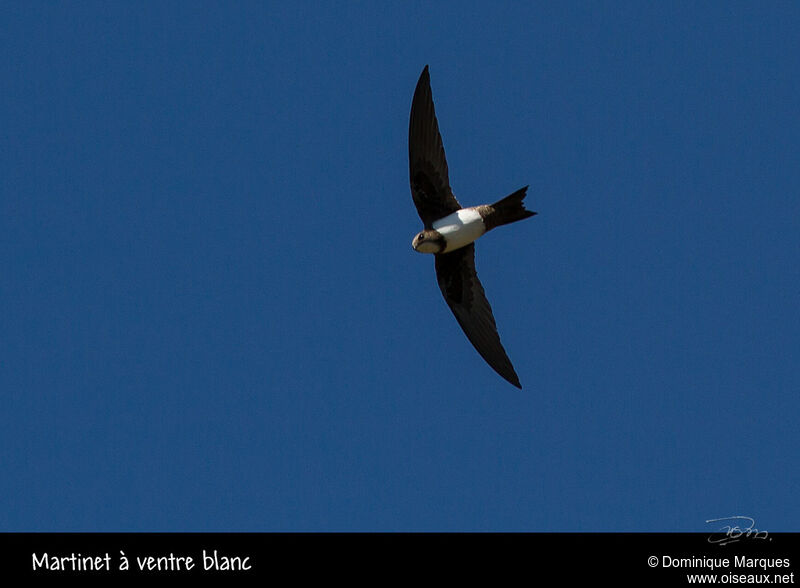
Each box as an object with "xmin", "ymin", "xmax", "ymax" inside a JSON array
[
  {"xmin": 434, "ymin": 244, "xmax": 522, "ymax": 388},
  {"xmin": 409, "ymin": 65, "xmax": 462, "ymax": 228}
]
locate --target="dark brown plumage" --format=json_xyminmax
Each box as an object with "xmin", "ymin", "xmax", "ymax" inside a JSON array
[
  {"xmin": 409, "ymin": 65, "xmax": 534, "ymax": 388},
  {"xmin": 408, "ymin": 65, "xmax": 462, "ymax": 229}
]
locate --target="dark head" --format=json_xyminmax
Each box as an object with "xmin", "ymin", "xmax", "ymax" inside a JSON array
[{"xmin": 411, "ymin": 229, "xmax": 446, "ymax": 254}]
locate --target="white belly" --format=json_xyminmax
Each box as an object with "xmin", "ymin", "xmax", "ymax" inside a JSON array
[{"xmin": 432, "ymin": 208, "xmax": 486, "ymax": 253}]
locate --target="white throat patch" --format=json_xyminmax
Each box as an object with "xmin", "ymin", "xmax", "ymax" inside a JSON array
[{"xmin": 432, "ymin": 208, "xmax": 486, "ymax": 253}]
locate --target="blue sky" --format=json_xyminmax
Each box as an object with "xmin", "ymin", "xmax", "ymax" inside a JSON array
[{"xmin": 2, "ymin": 2, "xmax": 798, "ymax": 531}]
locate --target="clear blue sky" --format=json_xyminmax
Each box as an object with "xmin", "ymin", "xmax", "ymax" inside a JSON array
[{"xmin": 2, "ymin": 2, "xmax": 798, "ymax": 531}]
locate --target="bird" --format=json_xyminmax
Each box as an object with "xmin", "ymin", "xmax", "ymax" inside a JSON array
[{"xmin": 408, "ymin": 65, "xmax": 536, "ymax": 388}]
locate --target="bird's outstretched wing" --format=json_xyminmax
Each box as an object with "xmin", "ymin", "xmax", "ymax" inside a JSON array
[
  {"xmin": 434, "ymin": 244, "xmax": 522, "ymax": 388},
  {"xmin": 409, "ymin": 65, "xmax": 462, "ymax": 228}
]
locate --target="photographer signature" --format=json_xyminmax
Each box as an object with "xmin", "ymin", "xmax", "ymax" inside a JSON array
[{"xmin": 705, "ymin": 516, "xmax": 770, "ymax": 546}]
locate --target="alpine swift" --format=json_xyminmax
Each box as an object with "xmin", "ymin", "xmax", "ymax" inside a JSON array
[{"xmin": 408, "ymin": 65, "xmax": 536, "ymax": 388}]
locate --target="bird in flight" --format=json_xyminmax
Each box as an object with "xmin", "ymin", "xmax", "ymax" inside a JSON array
[{"xmin": 408, "ymin": 65, "xmax": 536, "ymax": 388}]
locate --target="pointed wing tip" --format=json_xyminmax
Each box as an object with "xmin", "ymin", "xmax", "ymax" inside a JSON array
[
  {"xmin": 419, "ymin": 65, "xmax": 430, "ymax": 82},
  {"xmin": 412, "ymin": 65, "xmax": 431, "ymax": 99}
]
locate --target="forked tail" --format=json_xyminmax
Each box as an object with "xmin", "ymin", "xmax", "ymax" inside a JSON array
[{"xmin": 482, "ymin": 186, "xmax": 536, "ymax": 231}]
